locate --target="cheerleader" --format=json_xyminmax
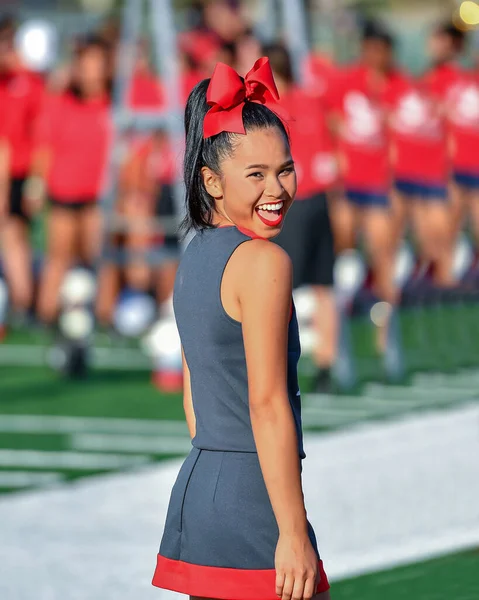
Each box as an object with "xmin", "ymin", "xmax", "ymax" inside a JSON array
[{"xmin": 152, "ymin": 58, "xmax": 330, "ymax": 600}]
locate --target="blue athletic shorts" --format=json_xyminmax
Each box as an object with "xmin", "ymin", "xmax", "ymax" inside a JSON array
[
  {"xmin": 395, "ymin": 179, "xmax": 448, "ymax": 200},
  {"xmin": 453, "ymin": 170, "xmax": 479, "ymax": 190},
  {"xmin": 345, "ymin": 188, "xmax": 389, "ymax": 208}
]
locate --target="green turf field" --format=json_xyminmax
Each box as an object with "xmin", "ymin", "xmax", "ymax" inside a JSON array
[
  {"xmin": 1, "ymin": 303, "xmax": 479, "ymax": 494},
  {"xmin": 333, "ymin": 550, "xmax": 479, "ymax": 600}
]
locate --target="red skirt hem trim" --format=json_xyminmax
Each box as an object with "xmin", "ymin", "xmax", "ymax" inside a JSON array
[{"xmin": 152, "ymin": 554, "xmax": 330, "ymax": 599}]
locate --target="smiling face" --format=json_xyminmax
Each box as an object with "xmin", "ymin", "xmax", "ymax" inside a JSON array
[{"xmin": 202, "ymin": 127, "xmax": 296, "ymax": 239}]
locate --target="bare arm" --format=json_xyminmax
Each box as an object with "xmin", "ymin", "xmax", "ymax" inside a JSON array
[
  {"xmin": 0, "ymin": 139, "xmax": 9, "ymax": 220},
  {"xmin": 182, "ymin": 347, "xmax": 196, "ymax": 439},
  {"xmin": 235, "ymin": 240, "xmax": 317, "ymax": 600}
]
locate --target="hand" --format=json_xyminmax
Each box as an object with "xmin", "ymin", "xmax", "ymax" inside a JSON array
[
  {"xmin": 0, "ymin": 187, "xmax": 8, "ymax": 223},
  {"xmin": 23, "ymin": 192, "xmax": 45, "ymax": 217},
  {"xmin": 22, "ymin": 176, "xmax": 46, "ymax": 217},
  {"xmin": 275, "ymin": 531, "xmax": 319, "ymax": 600}
]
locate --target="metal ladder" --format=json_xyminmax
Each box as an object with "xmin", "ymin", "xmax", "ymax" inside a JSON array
[{"xmin": 99, "ymin": 0, "xmax": 184, "ymax": 268}]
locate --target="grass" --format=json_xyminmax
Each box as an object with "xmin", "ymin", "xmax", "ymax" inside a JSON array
[{"xmin": 333, "ymin": 549, "xmax": 479, "ymax": 599}]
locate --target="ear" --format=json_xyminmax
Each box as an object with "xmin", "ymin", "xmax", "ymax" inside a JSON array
[{"xmin": 201, "ymin": 166, "xmax": 224, "ymax": 199}]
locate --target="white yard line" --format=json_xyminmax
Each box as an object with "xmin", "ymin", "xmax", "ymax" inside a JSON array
[
  {"xmin": 412, "ymin": 370, "xmax": 479, "ymax": 386},
  {"xmin": 0, "ymin": 449, "xmax": 151, "ymax": 470},
  {"xmin": 364, "ymin": 382, "xmax": 477, "ymax": 401},
  {"xmin": 0, "ymin": 414, "xmax": 188, "ymax": 436},
  {"xmin": 0, "ymin": 345, "xmax": 44, "ymax": 366},
  {"xmin": 70, "ymin": 434, "xmax": 193, "ymax": 455},
  {"xmin": 0, "ymin": 471, "xmax": 63, "ymax": 488}
]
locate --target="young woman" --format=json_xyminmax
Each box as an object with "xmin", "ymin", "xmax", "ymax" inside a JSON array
[
  {"xmin": 0, "ymin": 15, "xmax": 43, "ymax": 323},
  {"xmin": 31, "ymin": 35, "xmax": 112, "ymax": 324},
  {"xmin": 152, "ymin": 58, "xmax": 330, "ymax": 600}
]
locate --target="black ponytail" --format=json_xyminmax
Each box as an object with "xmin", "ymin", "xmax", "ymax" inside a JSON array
[{"xmin": 181, "ymin": 78, "xmax": 289, "ymax": 233}]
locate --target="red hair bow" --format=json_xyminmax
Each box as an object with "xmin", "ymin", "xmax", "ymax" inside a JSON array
[{"xmin": 203, "ymin": 57, "xmax": 289, "ymax": 139}]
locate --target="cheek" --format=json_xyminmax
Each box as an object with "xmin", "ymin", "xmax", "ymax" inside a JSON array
[
  {"xmin": 223, "ymin": 176, "xmax": 263, "ymax": 211},
  {"xmin": 285, "ymin": 173, "xmax": 297, "ymax": 198}
]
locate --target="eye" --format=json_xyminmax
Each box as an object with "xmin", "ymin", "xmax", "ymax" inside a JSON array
[
  {"xmin": 248, "ymin": 172, "xmax": 264, "ymax": 179},
  {"xmin": 280, "ymin": 166, "xmax": 295, "ymax": 176}
]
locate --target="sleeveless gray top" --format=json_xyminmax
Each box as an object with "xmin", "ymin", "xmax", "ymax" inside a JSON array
[{"xmin": 174, "ymin": 226, "xmax": 305, "ymax": 459}]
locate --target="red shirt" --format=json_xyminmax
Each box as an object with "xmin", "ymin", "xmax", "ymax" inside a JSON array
[
  {"xmin": 0, "ymin": 68, "xmax": 44, "ymax": 177},
  {"xmin": 446, "ymin": 69, "xmax": 479, "ymax": 171},
  {"xmin": 387, "ymin": 74, "xmax": 447, "ymax": 183},
  {"xmin": 280, "ymin": 86, "xmax": 338, "ymax": 198},
  {"xmin": 131, "ymin": 135, "xmax": 177, "ymax": 186},
  {"xmin": 129, "ymin": 71, "xmax": 164, "ymax": 109},
  {"xmin": 331, "ymin": 64, "xmax": 397, "ymax": 191},
  {"xmin": 301, "ymin": 53, "xmax": 339, "ymax": 110},
  {"xmin": 35, "ymin": 92, "xmax": 112, "ymax": 201},
  {"xmin": 129, "ymin": 70, "xmax": 203, "ymax": 110}
]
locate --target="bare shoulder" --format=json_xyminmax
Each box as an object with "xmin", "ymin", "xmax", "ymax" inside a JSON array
[{"xmin": 234, "ymin": 239, "xmax": 292, "ymax": 282}]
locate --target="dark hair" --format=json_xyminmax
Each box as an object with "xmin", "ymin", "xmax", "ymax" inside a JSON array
[
  {"xmin": 182, "ymin": 78, "xmax": 290, "ymax": 233},
  {"xmin": 434, "ymin": 21, "xmax": 466, "ymax": 52},
  {"xmin": 262, "ymin": 43, "xmax": 294, "ymax": 85},
  {"xmin": 362, "ymin": 20, "xmax": 394, "ymax": 48},
  {"xmin": 68, "ymin": 33, "xmax": 113, "ymax": 100}
]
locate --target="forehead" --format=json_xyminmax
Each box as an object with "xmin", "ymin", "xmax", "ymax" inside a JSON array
[
  {"xmin": 228, "ymin": 127, "xmax": 290, "ymax": 166},
  {"xmin": 79, "ymin": 46, "xmax": 107, "ymax": 60}
]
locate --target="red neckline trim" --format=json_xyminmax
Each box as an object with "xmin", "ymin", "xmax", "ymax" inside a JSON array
[{"xmin": 216, "ymin": 224, "xmax": 266, "ymax": 240}]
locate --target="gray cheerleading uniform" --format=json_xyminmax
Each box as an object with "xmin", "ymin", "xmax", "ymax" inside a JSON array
[{"xmin": 152, "ymin": 225, "xmax": 328, "ymax": 600}]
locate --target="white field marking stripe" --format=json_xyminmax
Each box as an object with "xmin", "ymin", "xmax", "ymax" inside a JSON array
[
  {"xmin": 302, "ymin": 409, "xmax": 377, "ymax": 428},
  {"xmin": 92, "ymin": 348, "xmax": 150, "ymax": 369},
  {"xmin": 0, "ymin": 414, "xmax": 189, "ymax": 436},
  {"xmin": 0, "ymin": 449, "xmax": 151, "ymax": 470},
  {"xmin": 412, "ymin": 370, "xmax": 479, "ymax": 384},
  {"xmin": 309, "ymin": 391, "xmax": 470, "ymax": 413},
  {"xmin": 0, "ymin": 345, "xmax": 44, "ymax": 365},
  {"xmin": 70, "ymin": 434, "xmax": 193, "ymax": 454},
  {"xmin": 327, "ymin": 529, "xmax": 479, "ymax": 582},
  {"xmin": 302, "ymin": 396, "xmax": 477, "ymax": 428},
  {"xmin": 303, "ymin": 404, "xmax": 376, "ymax": 419},
  {"xmin": 0, "ymin": 344, "xmax": 151, "ymax": 370},
  {"xmin": 409, "ymin": 380, "xmax": 479, "ymax": 393},
  {"xmin": 304, "ymin": 393, "xmax": 441, "ymax": 412},
  {"xmin": 0, "ymin": 471, "xmax": 63, "ymax": 488},
  {"xmin": 303, "ymin": 393, "xmax": 458, "ymax": 420},
  {"xmin": 363, "ymin": 383, "xmax": 477, "ymax": 400}
]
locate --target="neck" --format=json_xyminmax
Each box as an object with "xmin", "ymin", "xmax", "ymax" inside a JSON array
[
  {"xmin": 81, "ymin": 82, "xmax": 107, "ymax": 99},
  {"xmin": 432, "ymin": 57, "xmax": 455, "ymax": 69},
  {"xmin": 211, "ymin": 207, "xmax": 233, "ymax": 228}
]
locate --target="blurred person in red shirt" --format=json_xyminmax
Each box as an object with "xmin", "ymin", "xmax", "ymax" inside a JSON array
[
  {"xmin": 234, "ymin": 29, "xmax": 261, "ymax": 76},
  {"xmin": 264, "ymin": 43, "xmax": 339, "ymax": 392},
  {"xmin": 429, "ymin": 23, "xmax": 479, "ymax": 246},
  {"xmin": 421, "ymin": 22, "xmax": 469, "ymax": 275},
  {"xmin": 128, "ymin": 38, "xmax": 164, "ymax": 110},
  {"xmin": 389, "ymin": 70, "xmax": 454, "ymax": 285},
  {"xmin": 96, "ymin": 131, "xmax": 179, "ymax": 329},
  {"xmin": 302, "ymin": 51, "xmax": 339, "ymax": 106},
  {"xmin": 330, "ymin": 22, "xmax": 399, "ymax": 317},
  {"xmin": 31, "ymin": 35, "xmax": 113, "ymax": 325},
  {"xmin": 0, "ymin": 14, "xmax": 44, "ymax": 324},
  {"xmin": 179, "ymin": 0, "xmax": 247, "ymax": 75}
]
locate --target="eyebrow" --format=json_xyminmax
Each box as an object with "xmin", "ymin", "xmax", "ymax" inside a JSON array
[{"xmin": 245, "ymin": 159, "xmax": 295, "ymax": 170}]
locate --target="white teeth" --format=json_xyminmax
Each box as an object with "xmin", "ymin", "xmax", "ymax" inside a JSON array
[{"xmin": 258, "ymin": 201, "xmax": 283, "ymax": 211}]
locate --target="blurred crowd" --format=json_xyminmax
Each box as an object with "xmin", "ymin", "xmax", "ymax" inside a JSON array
[{"xmin": 1, "ymin": 1, "xmax": 479, "ymax": 388}]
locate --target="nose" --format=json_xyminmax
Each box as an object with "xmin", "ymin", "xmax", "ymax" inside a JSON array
[{"xmin": 265, "ymin": 175, "xmax": 284, "ymax": 199}]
